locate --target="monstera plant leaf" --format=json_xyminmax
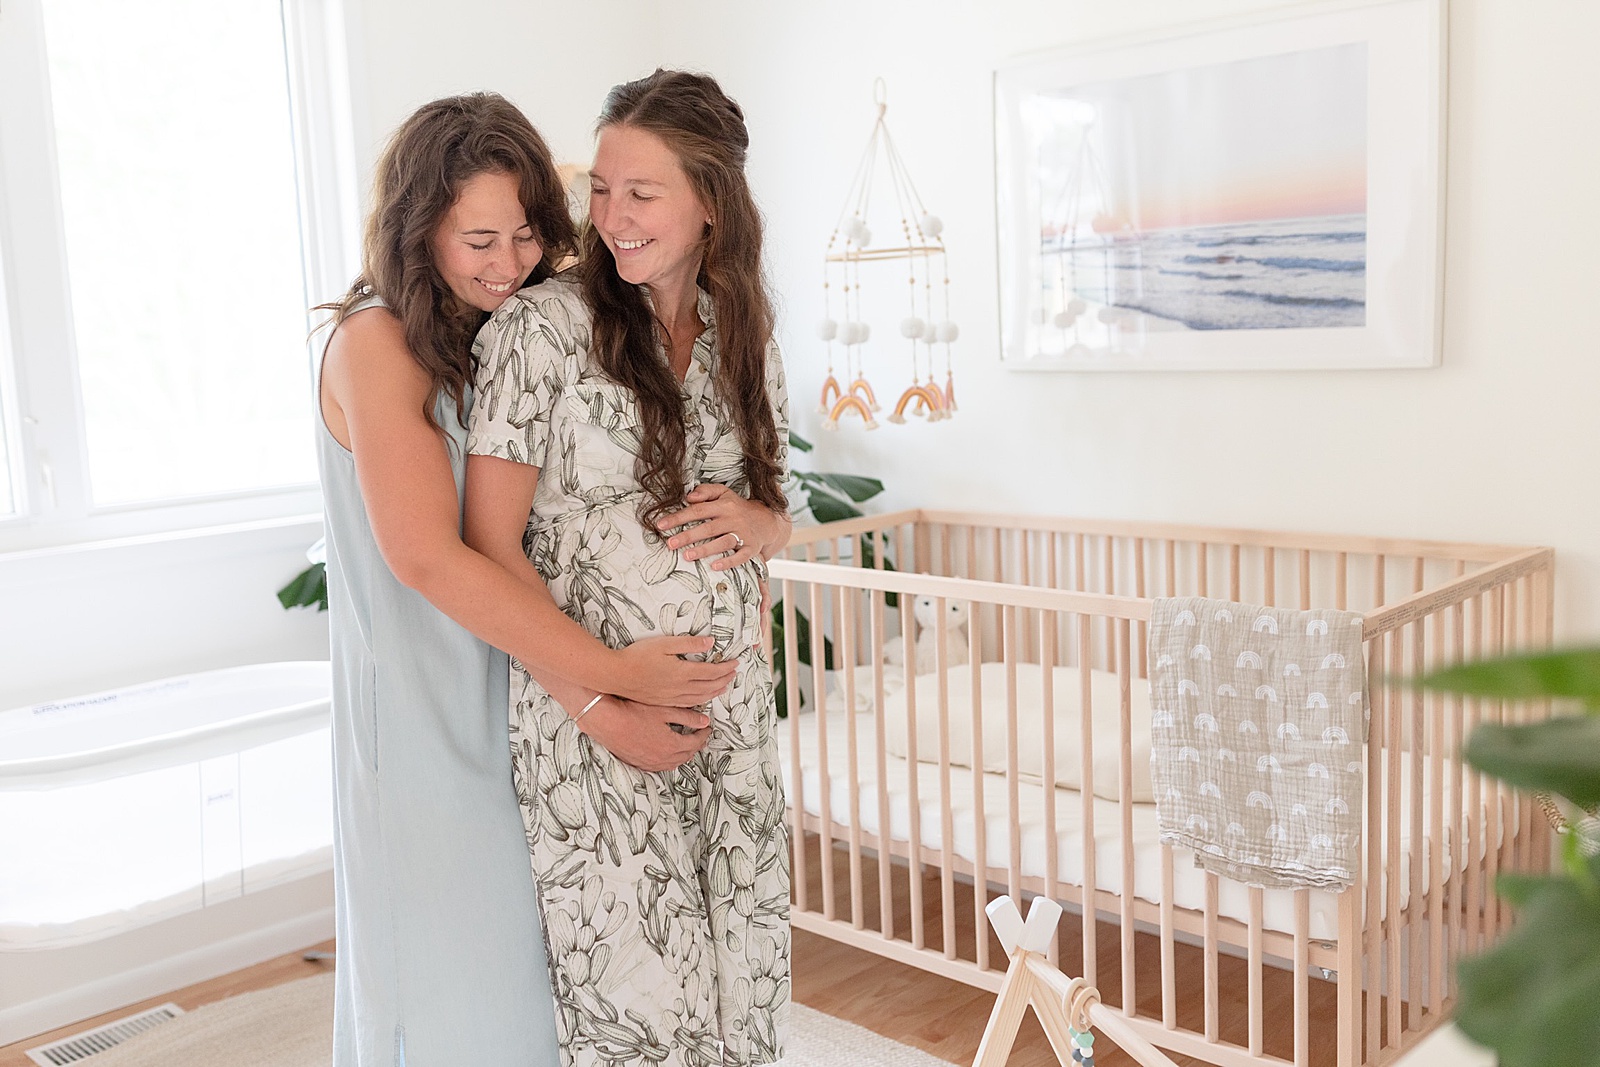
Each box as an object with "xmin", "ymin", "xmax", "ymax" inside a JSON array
[{"xmin": 1418, "ymin": 648, "xmax": 1600, "ymax": 1067}]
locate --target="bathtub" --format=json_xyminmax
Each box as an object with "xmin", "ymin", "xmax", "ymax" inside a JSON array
[{"xmin": 0, "ymin": 662, "xmax": 333, "ymax": 951}]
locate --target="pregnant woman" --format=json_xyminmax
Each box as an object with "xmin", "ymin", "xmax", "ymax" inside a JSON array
[
  {"xmin": 464, "ymin": 71, "xmax": 793, "ymax": 1067},
  {"xmin": 316, "ymin": 93, "xmax": 735, "ymax": 1066}
]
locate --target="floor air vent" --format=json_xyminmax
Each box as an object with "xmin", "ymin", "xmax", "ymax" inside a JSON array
[{"xmin": 25, "ymin": 1003, "xmax": 185, "ymax": 1065}]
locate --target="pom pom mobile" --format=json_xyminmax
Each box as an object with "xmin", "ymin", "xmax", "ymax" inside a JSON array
[{"xmin": 818, "ymin": 79, "xmax": 958, "ymax": 430}]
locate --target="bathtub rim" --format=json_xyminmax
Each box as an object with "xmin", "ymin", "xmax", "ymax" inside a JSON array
[{"xmin": 0, "ymin": 660, "xmax": 331, "ymax": 791}]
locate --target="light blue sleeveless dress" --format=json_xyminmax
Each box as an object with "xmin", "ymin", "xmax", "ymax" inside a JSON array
[{"xmin": 317, "ymin": 298, "xmax": 560, "ymax": 1066}]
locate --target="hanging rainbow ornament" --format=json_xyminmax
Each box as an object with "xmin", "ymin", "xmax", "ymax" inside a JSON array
[{"xmin": 818, "ymin": 78, "xmax": 958, "ymax": 430}]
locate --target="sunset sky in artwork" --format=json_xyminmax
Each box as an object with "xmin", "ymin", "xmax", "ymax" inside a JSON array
[{"xmin": 1033, "ymin": 42, "xmax": 1367, "ymax": 234}]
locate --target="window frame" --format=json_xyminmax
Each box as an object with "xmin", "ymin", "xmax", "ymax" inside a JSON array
[{"xmin": 0, "ymin": 0, "xmax": 355, "ymax": 553}]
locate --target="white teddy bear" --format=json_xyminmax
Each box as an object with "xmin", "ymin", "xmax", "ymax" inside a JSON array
[{"xmin": 883, "ymin": 595, "xmax": 970, "ymax": 675}]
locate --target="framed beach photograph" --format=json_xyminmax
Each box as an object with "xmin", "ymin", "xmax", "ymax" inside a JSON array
[{"xmin": 994, "ymin": 0, "xmax": 1444, "ymax": 370}]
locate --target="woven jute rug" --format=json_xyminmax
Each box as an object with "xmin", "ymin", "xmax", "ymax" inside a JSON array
[{"xmin": 74, "ymin": 971, "xmax": 956, "ymax": 1066}]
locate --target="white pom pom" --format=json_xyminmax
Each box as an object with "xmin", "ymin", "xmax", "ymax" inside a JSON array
[
  {"xmin": 1097, "ymin": 306, "xmax": 1120, "ymax": 324},
  {"xmin": 900, "ymin": 316, "xmax": 927, "ymax": 340},
  {"xmin": 1067, "ymin": 297, "xmax": 1087, "ymax": 315},
  {"xmin": 817, "ymin": 317, "xmax": 838, "ymax": 341},
  {"xmin": 844, "ymin": 217, "xmax": 865, "ymax": 243},
  {"xmin": 857, "ymin": 321, "xmax": 872, "ymax": 343},
  {"xmin": 856, "ymin": 225, "xmax": 872, "ymax": 248},
  {"xmin": 934, "ymin": 321, "xmax": 959, "ymax": 343},
  {"xmin": 1052, "ymin": 311, "xmax": 1076, "ymax": 328},
  {"xmin": 840, "ymin": 321, "xmax": 859, "ymax": 345},
  {"xmin": 920, "ymin": 213, "xmax": 943, "ymax": 237}
]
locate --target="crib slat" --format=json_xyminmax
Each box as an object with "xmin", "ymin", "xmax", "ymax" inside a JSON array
[
  {"xmin": 933, "ymin": 593, "xmax": 957, "ymax": 961},
  {"xmin": 1486, "ymin": 586, "xmax": 1505, "ymax": 938},
  {"xmin": 1103, "ymin": 535, "xmax": 1116, "ymax": 671},
  {"xmin": 1450, "ymin": 580, "xmax": 1467, "ymax": 973},
  {"xmin": 970, "ymin": 599, "xmax": 989, "ymax": 973},
  {"xmin": 783, "ymin": 581, "xmax": 806, "ymax": 914},
  {"xmin": 1336, "ymin": 551, "xmax": 1349, "ymax": 611},
  {"xmin": 1247, "ymin": 886, "xmax": 1264, "ymax": 1056},
  {"xmin": 1164, "ymin": 539, "xmax": 1177, "ymax": 598},
  {"xmin": 1299, "ymin": 549, "xmax": 1312, "ymax": 611},
  {"xmin": 1465, "ymin": 594, "xmax": 1485, "ymax": 958},
  {"xmin": 809, "ymin": 575, "xmax": 835, "ymax": 921},
  {"xmin": 1203, "ymin": 872, "xmax": 1219, "ymax": 1043},
  {"xmin": 1160, "ymin": 846, "xmax": 1176, "ymax": 1031},
  {"xmin": 1409, "ymin": 617, "xmax": 1426, "ymax": 1028},
  {"xmin": 1294, "ymin": 890, "xmax": 1310, "ymax": 1067},
  {"xmin": 1263, "ymin": 545, "xmax": 1275, "ymax": 605},
  {"xmin": 1440, "ymin": 607, "xmax": 1452, "ymax": 1017},
  {"xmin": 1134, "ymin": 539, "xmax": 1148, "ymax": 676},
  {"xmin": 870, "ymin": 592, "xmax": 894, "ymax": 942},
  {"xmin": 1228, "ymin": 543, "xmax": 1241, "ymax": 602},
  {"xmin": 1197, "ymin": 541, "xmax": 1209, "ymax": 598},
  {"xmin": 1078, "ymin": 617, "xmax": 1097, "ymax": 988},
  {"xmin": 1364, "ymin": 634, "xmax": 1384, "ymax": 1059},
  {"xmin": 1004, "ymin": 608, "xmax": 1022, "ymax": 909},
  {"xmin": 1385, "ymin": 628, "xmax": 1403, "ymax": 1050},
  {"xmin": 901, "ymin": 580, "xmax": 926, "ymax": 952},
  {"xmin": 838, "ymin": 586, "xmax": 865, "ymax": 930},
  {"xmin": 1118, "ymin": 619, "xmax": 1135, "ymax": 1017},
  {"xmin": 1040, "ymin": 611, "xmax": 1061, "ymax": 968}
]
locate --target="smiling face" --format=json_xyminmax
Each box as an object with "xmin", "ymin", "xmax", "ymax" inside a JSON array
[
  {"xmin": 588, "ymin": 123, "xmax": 711, "ymax": 303},
  {"xmin": 429, "ymin": 169, "xmax": 544, "ymax": 313}
]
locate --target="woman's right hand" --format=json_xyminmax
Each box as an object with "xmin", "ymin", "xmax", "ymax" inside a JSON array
[
  {"xmin": 611, "ymin": 634, "xmax": 737, "ymax": 706},
  {"xmin": 578, "ymin": 697, "xmax": 711, "ymax": 772}
]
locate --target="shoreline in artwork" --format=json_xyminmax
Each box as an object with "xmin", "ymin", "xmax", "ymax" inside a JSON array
[{"xmin": 1044, "ymin": 214, "xmax": 1368, "ymax": 331}]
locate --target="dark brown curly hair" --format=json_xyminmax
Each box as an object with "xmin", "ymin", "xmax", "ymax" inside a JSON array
[
  {"xmin": 579, "ymin": 70, "xmax": 785, "ymax": 530},
  {"xmin": 324, "ymin": 92, "xmax": 577, "ymax": 431}
]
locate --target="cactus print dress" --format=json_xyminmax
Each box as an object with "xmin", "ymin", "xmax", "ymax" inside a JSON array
[{"xmin": 466, "ymin": 275, "xmax": 790, "ymax": 1067}]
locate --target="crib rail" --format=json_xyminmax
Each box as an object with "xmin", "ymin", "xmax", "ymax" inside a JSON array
[{"xmin": 769, "ymin": 512, "xmax": 1553, "ymax": 1067}]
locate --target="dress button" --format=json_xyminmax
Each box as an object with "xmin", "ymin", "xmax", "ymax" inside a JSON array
[{"xmin": 716, "ymin": 582, "xmax": 729, "ymax": 593}]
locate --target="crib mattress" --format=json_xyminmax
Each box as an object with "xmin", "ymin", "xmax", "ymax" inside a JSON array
[{"xmin": 779, "ymin": 709, "xmax": 1511, "ymax": 943}]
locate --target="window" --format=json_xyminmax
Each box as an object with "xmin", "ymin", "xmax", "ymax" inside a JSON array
[{"xmin": 0, "ymin": 0, "xmax": 354, "ymax": 548}]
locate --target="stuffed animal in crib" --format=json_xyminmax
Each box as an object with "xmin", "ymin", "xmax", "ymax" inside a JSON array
[{"xmin": 882, "ymin": 595, "xmax": 970, "ymax": 675}]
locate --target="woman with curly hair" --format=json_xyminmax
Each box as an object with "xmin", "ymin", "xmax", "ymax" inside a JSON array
[
  {"xmin": 464, "ymin": 71, "xmax": 792, "ymax": 1066},
  {"xmin": 317, "ymin": 92, "xmax": 735, "ymax": 1066}
]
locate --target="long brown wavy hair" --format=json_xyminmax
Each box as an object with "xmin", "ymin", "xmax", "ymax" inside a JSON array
[
  {"xmin": 579, "ymin": 70, "xmax": 785, "ymax": 530},
  {"xmin": 324, "ymin": 93, "xmax": 577, "ymax": 431}
]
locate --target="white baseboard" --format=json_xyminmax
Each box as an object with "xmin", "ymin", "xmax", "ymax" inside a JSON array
[{"xmin": 0, "ymin": 905, "xmax": 334, "ymax": 1047}]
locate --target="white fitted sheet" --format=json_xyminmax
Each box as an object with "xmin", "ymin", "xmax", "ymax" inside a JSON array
[{"xmin": 779, "ymin": 708, "xmax": 1510, "ymax": 943}]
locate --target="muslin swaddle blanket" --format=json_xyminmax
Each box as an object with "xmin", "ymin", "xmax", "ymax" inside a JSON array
[{"xmin": 1148, "ymin": 597, "xmax": 1367, "ymax": 890}]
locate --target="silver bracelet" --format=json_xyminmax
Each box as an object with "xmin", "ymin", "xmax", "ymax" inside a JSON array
[{"xmin": 574, "ymin": 693, "xmax": 604, "ymax": 721}]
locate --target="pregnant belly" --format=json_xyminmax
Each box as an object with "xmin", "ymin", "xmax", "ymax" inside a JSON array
[{"xmin": 535, "ymin": 519, "xmax": 764, "ymax": 661}]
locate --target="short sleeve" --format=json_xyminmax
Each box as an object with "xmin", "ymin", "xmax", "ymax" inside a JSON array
[
  {"xmin": 466, "ymin": 292, "xmax": 572, "ymax": 466},
  {"xmin": 766, "ymin": 339, "xmax": 790, "ymax": 484}
]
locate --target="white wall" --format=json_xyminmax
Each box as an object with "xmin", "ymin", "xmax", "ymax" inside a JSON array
[
  {"xmin": 11, "ymin": 0, "xmax": 1593, "ymax": 710},
  {"xmin": 645, "ymin": 0, "xmax": 1600, "ymax": 638}
]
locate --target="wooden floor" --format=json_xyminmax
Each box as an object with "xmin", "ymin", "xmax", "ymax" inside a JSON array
[
  {"xmin": 792, "ymin": 831, "xmax": 1344, "ymax": 1067},
  {"xmin": 0, "ymin": 940, "xmax": 337, "ymax": 1067},
  {"xmin": 1, "ymin": 837, "xmax": 1348, "ymax": 1067}
]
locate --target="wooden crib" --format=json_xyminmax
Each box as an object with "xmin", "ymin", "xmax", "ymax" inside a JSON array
[{"xmin": 765, "ymin": 511, "xmax": 1554, "ymax": 1067}]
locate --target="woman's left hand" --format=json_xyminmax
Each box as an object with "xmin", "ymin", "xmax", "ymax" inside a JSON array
[{"xmin": 659, "ymin": 482, "xmax": 787, "ymax": 570}]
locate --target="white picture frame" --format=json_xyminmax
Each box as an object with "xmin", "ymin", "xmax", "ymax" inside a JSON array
[{"xmin": 994, "ymin": 0, "xmax": 1445, "ymax": 371}]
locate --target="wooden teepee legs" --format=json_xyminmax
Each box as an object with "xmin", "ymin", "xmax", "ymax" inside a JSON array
[{"xmin": 972, "ymin": 896, "xmax": 1183, "ymax": 1067}]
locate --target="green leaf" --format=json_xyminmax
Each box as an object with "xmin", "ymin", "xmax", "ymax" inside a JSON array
[
  {"xmin": 277, "ymin": 562, "xmax": 328, "ymax": 612},
  {"xmin": 816, "ymin": 473, "xmax": 884, "ymax": 503},
  {"xmin": 789, "ymin": 430, "xmax": 814, "ymax": 453},
  {"xmin": 1464, "ymin": 716, "xmax": 1600, "ymax": 808},
  {"xmin": 1418, "ymin": 647, "xmax": 1600, "ymax": 708},
  {"xmin": 806, "ymin": 491, "xmax": 861, "ymax": 524},
  {"xmin": 1454, "ymin": 854, "xmax": 1600, "ymax": 1067}
]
